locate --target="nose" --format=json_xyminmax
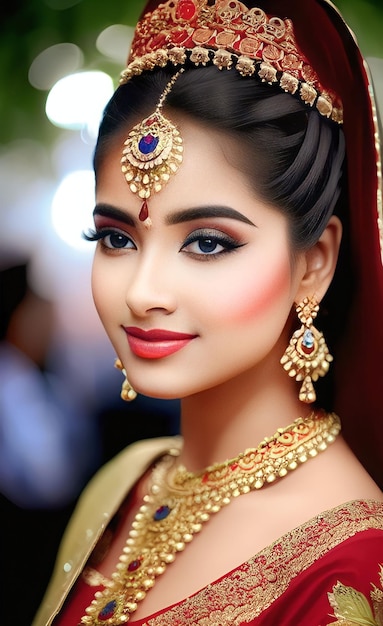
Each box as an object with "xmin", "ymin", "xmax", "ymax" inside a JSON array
[{"xmin": 125, "ymin": 249, "xmax": 177, "ymax": 318}]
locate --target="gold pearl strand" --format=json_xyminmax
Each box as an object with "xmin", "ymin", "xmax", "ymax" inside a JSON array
[{"xmin": 81, "ymin": 409, "xmax": 340, "ymax": 625}]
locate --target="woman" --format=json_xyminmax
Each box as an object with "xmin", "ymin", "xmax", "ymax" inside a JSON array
[{"xmin": 33, "ymin": 1, "xmax": 383, "ymax": 624}]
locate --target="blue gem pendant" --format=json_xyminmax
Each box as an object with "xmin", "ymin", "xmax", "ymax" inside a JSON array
[
  {"xmin": 82, "ymin": 586, "xmax": 148, "ymax": 625},
  {"xmin": 121, "ymin": 73, "xmax": 184, "ymax": 228}
]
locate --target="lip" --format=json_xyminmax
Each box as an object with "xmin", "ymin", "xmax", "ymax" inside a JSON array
[{"xmin": 124, "ymin": 326, "xmax": 197, "ymax": 359}]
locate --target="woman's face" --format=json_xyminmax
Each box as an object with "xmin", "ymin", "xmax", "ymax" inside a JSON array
[{"xmin": 92, "ymin": 114, "xmax": 306, "ymax": 399}]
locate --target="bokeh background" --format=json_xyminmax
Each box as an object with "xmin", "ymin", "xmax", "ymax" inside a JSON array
[{"xmin": 0, "ymin": 1, "xmax": 382, "ymax": 624}]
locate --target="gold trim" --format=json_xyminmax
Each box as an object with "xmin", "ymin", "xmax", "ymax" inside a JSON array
[{"xmin": 364, "ymin": 60, "xmax": 383, "ymax": 264}]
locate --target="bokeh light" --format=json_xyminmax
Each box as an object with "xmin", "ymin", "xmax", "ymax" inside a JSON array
[
  {"xmin": 45, "ymin": 71, "xmax": 114, "ymax": 135},
  {"xmin": 96, "ymin": 24, "xmax": 134, "ymax": 65},
  {"xmin": 51, "ymin": 170, "xmax": 95, "ymax": 250},
  {"xmin": 28, "ymin": 43, "xmax": 84, "ymax": 91}
]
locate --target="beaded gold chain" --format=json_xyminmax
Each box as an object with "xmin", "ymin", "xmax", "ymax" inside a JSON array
[{"xmin": 81, "ymin": 409, "xmax": 340, "ymax": 624}]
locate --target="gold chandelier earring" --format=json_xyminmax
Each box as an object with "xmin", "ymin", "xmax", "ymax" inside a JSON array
[
  {"xmin": 280, "ymin": 296, "xmax": 333, "ymax": 404},
  {"xmin": 114, "ymin": 358, "xmax": 137, "ymax": 402}
]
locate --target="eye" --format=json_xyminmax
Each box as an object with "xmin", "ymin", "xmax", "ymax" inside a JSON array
[
  {"xmin": 185, "ymin": 236, "xmax": 224, "ymax": 254},
  {"xmin": 103, "ymin": 232, "xmax": 135, "ymax": 250},
  {"xmin": 84, "ymin": 228, "xmax": 136, "ymax": 251},
  {"xmin": 181, "ymin": 229, "xmax": 243, "ymax": 258}
]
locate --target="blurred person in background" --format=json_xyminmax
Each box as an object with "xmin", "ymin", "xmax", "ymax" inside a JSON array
[
  {"xmin": 0, "ymin": 259, "xmax": 99, "ymax": 626},
  {"xmin": 0, "ymin": 261, "xmax": 96, "ymax": 507}
]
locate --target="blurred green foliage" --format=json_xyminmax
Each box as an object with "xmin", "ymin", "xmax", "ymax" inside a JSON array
[
  {"xmin": 0, "ymin": 0, "xmax": 382, "ymax": 146},
  {"xmin": 0, "ymin": 0, "xmax": 146, "ymax": 144}
]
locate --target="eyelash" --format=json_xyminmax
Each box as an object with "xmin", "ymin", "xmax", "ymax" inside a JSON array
[
  {"xmin": 180, "ymin": 229, "xmax": 243, "ymax": 260},
  {"xmin": 84, "ymin": 227, "xmax": 244, "ymax": 259},
  {"xmin": 84, "ymin": 228, "xmax": 135, "ymax": 251}
]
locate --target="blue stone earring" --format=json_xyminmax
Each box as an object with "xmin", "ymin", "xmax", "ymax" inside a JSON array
[
  {"xmin": 280, "ymin": 296, "xmax": 333, "ymax": 403},
  {"xmin": 120, "ymin": 71, "xmax": 184, "ymax": 228}
]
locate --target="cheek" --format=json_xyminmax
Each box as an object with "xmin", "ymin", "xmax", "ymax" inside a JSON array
[
  {"xmin": 91, "ymin": 257, "xmax": 120, "ymax": 323},
  {"xmin": 208, "ymin": 254, "xmax": 292, "ymax": 324}
]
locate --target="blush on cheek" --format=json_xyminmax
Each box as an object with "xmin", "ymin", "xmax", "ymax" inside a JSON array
[{"xmin": 221, "ymin": 258, "xmax": 292, "ymax": 323}]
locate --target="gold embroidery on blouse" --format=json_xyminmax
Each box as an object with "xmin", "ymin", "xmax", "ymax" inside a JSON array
[
  {"xmin": 136, "ymin": 501, "xmax": 383, "ymax": 626},
  {"xmin": 327, "ymin": 564, "xmax": 383, "ymax": 625}
]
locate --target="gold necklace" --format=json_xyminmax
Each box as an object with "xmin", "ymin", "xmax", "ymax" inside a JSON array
[{"xmin": 81, "ymin": 409, "xmax": 340, "ymax": 625}]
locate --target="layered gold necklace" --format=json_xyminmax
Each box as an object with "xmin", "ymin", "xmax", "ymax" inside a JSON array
[{"xmin": 81, "ymin": 409, "xmax": 340, "ymax": 625}]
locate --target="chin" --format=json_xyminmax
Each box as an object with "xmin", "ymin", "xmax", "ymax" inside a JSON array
[{"xmin": 135, "ymin": 385, "xmax": 183, "ymax": 401}]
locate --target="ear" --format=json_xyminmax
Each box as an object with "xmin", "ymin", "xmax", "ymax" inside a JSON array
[{"xmin": 295, "ymin": 215, "xmax": 342, "ymax": 304}]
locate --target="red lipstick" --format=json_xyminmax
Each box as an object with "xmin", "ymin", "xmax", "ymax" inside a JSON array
[{"xmin": 124, "ymin": 327, "xmax": 197, "ymax": 359}]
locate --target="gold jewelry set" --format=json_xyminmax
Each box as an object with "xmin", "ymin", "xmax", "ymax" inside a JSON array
[
  {"xmin": 81, "ymin": 409, "xmax": 341, "ymax": 624},
  {"xmin": 87, "ymin": 1, "xmax": 342, "ymax": 623}
]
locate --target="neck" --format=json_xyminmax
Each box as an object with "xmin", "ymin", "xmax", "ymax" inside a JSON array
[{"xmin": 179, "ymin": 358, "xmax": 311, "ymax": 472}]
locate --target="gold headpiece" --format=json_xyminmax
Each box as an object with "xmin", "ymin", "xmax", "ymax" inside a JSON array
[
  {"xmin": 120, "ymin": 0, "xmax": 343, "ymax": 124},
  {"xmin": 121, "ymin": 71, "xmax": 184, "ymax": 228}
]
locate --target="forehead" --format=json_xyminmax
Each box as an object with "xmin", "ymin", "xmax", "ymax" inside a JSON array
[{"xmin": 96, "ymin": 113, "xmax": 258, "ymax": 204}]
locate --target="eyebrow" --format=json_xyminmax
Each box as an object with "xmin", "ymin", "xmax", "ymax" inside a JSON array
[
  {"xmin": 93, "ymin": 203, "xmax": 256, "ymax": 227},
  {"xmin": 166, "ymin": 206, "xmax": 256, "ymax": 226},
  {"xmin": 93, "ymin": 204, "xmax": 136, "ymax": 226}
]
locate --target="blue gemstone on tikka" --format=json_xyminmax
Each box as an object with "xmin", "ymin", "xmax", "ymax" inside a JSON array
[
  {"xmin": 139, "ymin": 134, "xmax": 159, "ymax": 155},
  {"xmin": 98, "ymin": 600, "xmax": 117, "ymax": 621},
  {"xmin": 302, "ymin": 329, "xmax": 314, "ymax": 349},
  {"xmin": 153, "ymin": 505, "xmax": 171, "ymax": 521}
]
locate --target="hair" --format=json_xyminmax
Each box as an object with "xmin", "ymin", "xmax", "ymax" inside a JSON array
[{"xmin": 94, "ymin": 65, "xmax": 352, "ymax": 408}]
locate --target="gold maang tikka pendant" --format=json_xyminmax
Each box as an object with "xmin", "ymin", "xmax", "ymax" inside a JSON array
[{"xmin": 121, "ymin": 72, "xmax": 184, "ymax": 228}]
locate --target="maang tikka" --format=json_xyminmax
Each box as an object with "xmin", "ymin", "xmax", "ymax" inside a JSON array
[
  {"xmin": 281, "ymin": 296, "xmax": 333, "ymax": 404},
  {"xmin": 121, "ymin": 70, "xmax": 184, "ymax": 228}
]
